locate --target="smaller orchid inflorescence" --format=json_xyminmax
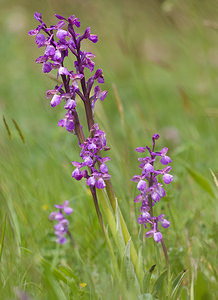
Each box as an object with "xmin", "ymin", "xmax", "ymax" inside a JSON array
[
  {"xmin": 132, "ymin": 134, "xmax": 173, "ymax": 243},
  {"xmin": 49, "ymin": 201, "xmax": 73, "ymax": 244}
]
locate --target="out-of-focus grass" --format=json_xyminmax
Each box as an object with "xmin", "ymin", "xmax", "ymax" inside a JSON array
[{"xmin": 0, "ymin": 0, "xmax": 218, "ymax": 299}]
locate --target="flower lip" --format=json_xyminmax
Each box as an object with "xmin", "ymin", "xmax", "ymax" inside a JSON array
[
  {"xmin": 163, "ymin": 174, "xmax": 173, "ymax": 184},
  {"xmin": 50, "ymin": 94, "xmax": 61, "ymax": 107}
]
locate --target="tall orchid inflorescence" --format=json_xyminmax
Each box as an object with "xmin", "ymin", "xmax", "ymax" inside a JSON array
[
  {"xmin": 132, "ymin": 134, "xmax": 173, "ymax": 243},
  {"xmin": 28, "ymin": 12, "xmax": 110, "ymax": 191}
]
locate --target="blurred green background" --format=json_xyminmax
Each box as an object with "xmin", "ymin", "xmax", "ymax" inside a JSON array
[{"xmin": 0, "ymin": 0, "xmax": 218, "ymax": 299}]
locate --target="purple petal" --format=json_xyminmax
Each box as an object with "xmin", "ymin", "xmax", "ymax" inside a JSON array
[
  {"xmin": 163, "ymin": 174, "xmax": 173, "ymax": 184},
  {"xmin": 57, "ymin": 236, "xmax": 67, "ymax": 244},
  {"xmin": 42, "ymin": 62, "xmax": 52, "ymax": 73},
  {"xmin": 63, "ymin": 200, "xmax": 69, "ymax": 207},
  {"xmin": 162, "ymin": 166, "xmax": 172, "ymax": 173},
  {"xmin": 68, "ymin": 15, "xmax": 80, "ymax": 27},
  {"xmin": 35, "ymin": 34, "xmax": 45, "ymax": 47},
  {"xmin": 89, "ymin": 34, "xmax": 98, "ymax": 43},
  {"xmin": 64, "ymin": 99, "xmax": 77, "ymax": 110},
  {"xmin": 58, "ymin": 119, "xmax": 66, "ymax": 127},
  {"xmin": 137, "ymin": 180, "xmax": 147, "ymax": 191},
  {"xmin": 55, "ymin": 14, "xmax": 66, "ymax": 20},
  {"xmin": 87, "ymin": 176, "xmax": 96, "ymax": 187},
  {"xmin": 135, "ymin": 147, "xmax": 146, "ymax": 153},
  {"xmin": 56, "ymin": 29, "xmax": 68, "ymax": 40},
  {"xmin": 28, "ymin": 29, "xmax": 39, "ymax": 36},
  {"xmin": 35, "ymin": 55, "xmax": 48, "ymax": 64},
  {"xmin": 34, "ymin": 12, "xmax": 42, "ymax": 22},
  {"xmin": 49, "ymin": 212, "xmax": 57, "ymax": 220},
  {"xmin": 145, "ymin": 229, "xmax": 155, "ymax": 238},
  {"xmin": 160, "ymin": 147, "xmax": 168, "ymax": 156},
  {"xmin": 54, "ymin": 205, "xmax": 63, "ymax": 210},
  {"xmin": 152, "ymin": 133, "xmax": 160, "ymax": 140},
  {"xmin": 144, "ymin": 163, "xmax": 154, "ymax": 172},
  {"xmin": 151, "ymin": 191, "xmax": 160, "ymax": 202},
  {"xmin": 51, "ymin": 94, "xmax": 61, "ymax": 107},
  {"xmin": 54, "ymin": 212, "xmax": 64, "ymax": 221},
  {"xmin": 71, "ymin": 161, "xmax": 81, "ymax": 167},
  {"xmin": 156, "ymin": 186, "xmax": 166, "ymax": 198},
  {"xmin": 137, "ymin": 216, "xmax": 146, "ymax": 224},
  {"xmin": 83, "ymin": 27, "xmax": 91, "ymax": 38},
  {"xmin": 99, "ymin": 163, "xmax": 108, "ymax": 173},
  {"xmin": 72, "ymin": 168, "xmax": 83, "ymax": 181},
  {"xmin": 140, "ymin": 205, "xmax": 149, "ymax": 213},
  {"xmin": 100, "ymin": 91, "xmax": 107, "ymax": 101},
  {"xmin": 100, "ymin": 157, "xmax": 111, "ymax": 163},
  {"xmin": 131, "ymin": 175, "xmax": 141, "ymax": 182},
  {"xmin": 160, "ymin": 155, "xmax": 172, "ymax": 165},
  {"xmin": 53, "ymin": 50, "xmax": 62, "ymax": 61},
  {"xmin": 153, "ymin": 231, "xmax": 162, "ymax": 243},
  {"xmin": 102, "ymin": 173, "xmax": 111, "ymax": 180},
  {"xmin": 134, "ymin": 194, "xmax": 143, "ymax": 203},
  {"xmin": 65, "ymin": 120, "xmax": 75, "ymax": 132},
  {"xmin": 64, "ymin": 207, "xmax": 73, "ymax": 215},
  {"xmin": 96, "ymin": 178, "xmax": 106, "ymax": 189},
  {"xmin": 161, "ymin": 218, "xmax": 170, "ymax": 228},
  {"xmin": 83, "ymin": 157, "xmax": 93, "ymax": 167},
  {"xmin": 45, "ymin": 45, "xmax": 56, "ymax": 56},
  {"xmin": 59, "ymin": 66, "xmax": 69, "ymax": 76}
]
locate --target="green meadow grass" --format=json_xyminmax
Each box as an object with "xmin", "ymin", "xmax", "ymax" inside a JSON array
[{"xmin": 0, "ymin": 0, "xmax": 217, "ymax": 299}]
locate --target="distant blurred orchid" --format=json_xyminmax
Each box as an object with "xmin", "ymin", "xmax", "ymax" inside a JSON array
[{"xmin": 49, "ymin": 201, "xmax": 73, "ymax": 244}]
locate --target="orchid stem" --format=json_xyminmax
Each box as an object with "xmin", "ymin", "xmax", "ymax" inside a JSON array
[{"xmin": 161, "ymin": 238, "xmax": 169, "ymax": 270}]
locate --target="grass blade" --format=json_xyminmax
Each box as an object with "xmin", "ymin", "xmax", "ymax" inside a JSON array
[
  {"xmin": 0, "ymin": 215, "xmax": 7, "ymax": 263},
  {"xmin": 12, "ymin": 119, "xmax": 25, "ymax": 144},
  {"xmin": 2, "ymin": 115, "xmax": 12, "ymax": 140},
  {"xmin": 171, "ymin": 269, "xmax": 187, "ymax": 299},
  {"xmin": 185, "ymin": 166, "xmax": 216, "ymax": 198}
]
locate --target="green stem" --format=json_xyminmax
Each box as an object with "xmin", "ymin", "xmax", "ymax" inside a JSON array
[
  {"xmin": 161, "ymin": 238, "xmax": 169, "ymax": 270},
  {"xmin": 90, "ymin": 186, "xmax": 105, "ymax": 233},
  {"xmin": 67, "ymin": 230, "xmax": 77, "ymax": 248}
]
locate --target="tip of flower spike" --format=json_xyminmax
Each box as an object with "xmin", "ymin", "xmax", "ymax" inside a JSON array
[
  {"xmin": 68, "ymin": 15, "xmax": 80, "ymax": 27},
  {"xmin": 34, "ymin": 12, "xmax": 42, "ymax": 22},
  {"xmin": 135, "ymin": 147, "xmax": 146, "ymax": 153},
  {"xmin": 55, "ymin": 14, "xmax": 66, "ymax": 20},
  {"xmin": 152, "ymin": 133, "xmax": 160, "ymax": 140}
]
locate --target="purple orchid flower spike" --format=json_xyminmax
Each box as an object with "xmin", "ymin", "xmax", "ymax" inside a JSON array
[
  {"xmin": 28, "ymin": 11, "xmax": 107, "ymax": 135},
  {"xmin": 132, "ymin": 134, "xmax": 173, "ymax": 243}
]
